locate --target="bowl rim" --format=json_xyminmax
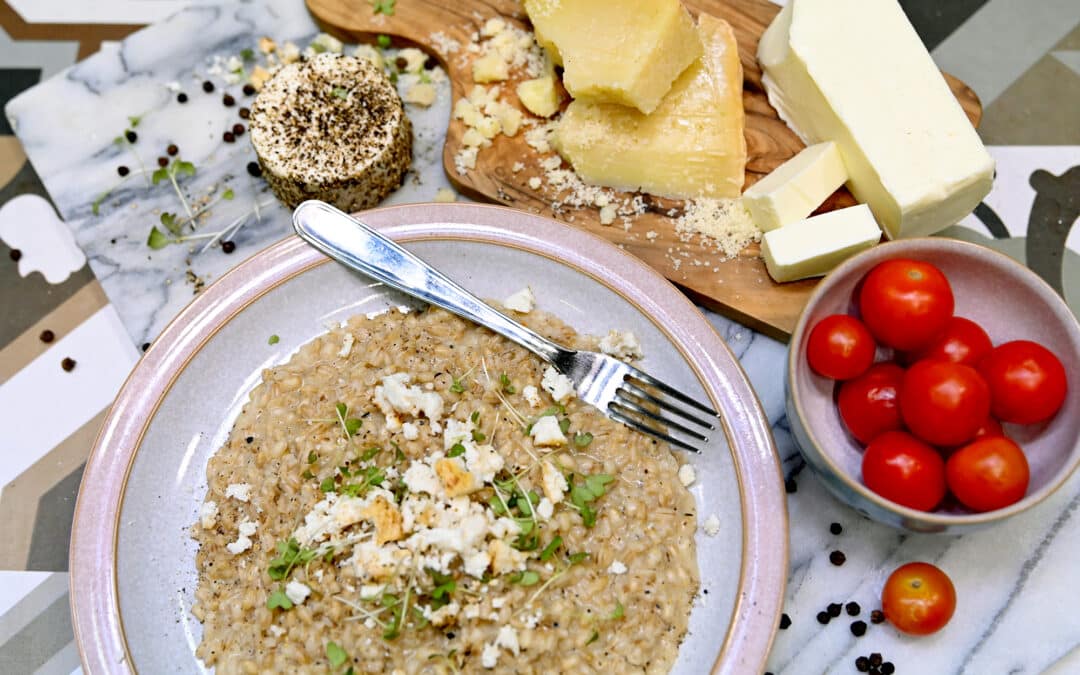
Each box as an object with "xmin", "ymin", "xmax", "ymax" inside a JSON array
[{"xmin": 787, "ymin": 236, "xmax": 1080, "ymax": 526}]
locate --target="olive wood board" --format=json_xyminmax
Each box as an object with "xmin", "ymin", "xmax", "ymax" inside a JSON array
[{"xmin": 306, "ymin": 0, "xmax": 984, "ymax": 341}]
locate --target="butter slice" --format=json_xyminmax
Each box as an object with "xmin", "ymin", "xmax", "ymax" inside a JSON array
[
  {"xmin": 762, "ymin": 204, "xmax": 881, "ymax": 282},
  {"xmin": 757, "ymin": 0, "xmax": 994, "ymax": 239},
  {"xmin": 524, "ymin": 0, "xmax": 702, "ymax": 114},
  {"xmin": 744, "ymin": 142, "xmax": 847, "ymax": 231},
  {"xmin": 552, "ymin": 14, "xmax": 746, "ymax": 200}
]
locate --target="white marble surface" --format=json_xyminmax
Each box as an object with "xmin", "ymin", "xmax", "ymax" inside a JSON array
[{"xmin": 6, "ymin": 1, "xmax": 1080, "ymax": 673}]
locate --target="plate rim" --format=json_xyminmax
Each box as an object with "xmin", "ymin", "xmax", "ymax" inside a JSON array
[{"xmin": 70, "ymin": 202, "xmax": 788, "ymax": 674}]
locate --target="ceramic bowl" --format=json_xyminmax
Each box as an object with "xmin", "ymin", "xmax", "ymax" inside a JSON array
[{"xmin": 786, "ymin": 238, "xmax": 1080, "ymax": 533}]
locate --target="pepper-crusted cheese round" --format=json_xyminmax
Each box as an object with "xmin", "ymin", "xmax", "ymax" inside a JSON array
[{"xmin": 249, "ymin": 53, "xmax": 412, "ymax": 211}]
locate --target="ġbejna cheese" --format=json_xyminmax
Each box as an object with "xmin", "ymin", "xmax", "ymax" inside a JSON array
[
  {"xmin": 761, "ymin": 204, "xmax": 882, "ymax": 282},
  {"xmin": 743, "ymin": 142, "xmax": 848, "ymax": 232},
  {"xmin": 757, "ymin": 0, "xmax": 995, "ymax": 240}
]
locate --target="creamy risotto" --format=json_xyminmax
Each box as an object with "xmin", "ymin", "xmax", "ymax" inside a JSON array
[{"xmin": 192, "ymin": 306, "xmax": 699, "ymax": 674}]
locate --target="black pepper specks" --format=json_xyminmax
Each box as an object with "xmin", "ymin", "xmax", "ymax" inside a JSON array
[
  {"xmin": 117, "ymin": 165, "xmax": 130, "ymax": 176},
  {"xmin": 40, "ymin": 329, "xmax": 55, "ymax": 343},
  {"xmin": 223, "ymin": 93, "xmax": 236, "ymax": 107},
  {"xmin": 246, "ymin": 161, "xmax": 262, "ymax": 177},
  {"xmin": 239, "ymin": 107, "xmax": 251, "ymax": 119},
  {"xmin": 222, "ymin": 240, "xmax": 236, "ymax": 254},
  {"xmin": 9, "ymin": 248, "xmax": 22, "ymax": 261},
  {"xmin": 223, "ymin": 131, "xmax": 236, "ymax": 143},
  {"xmin": 203, "ymin": 81, "xmax": 215, "ymax": 93},
  {"xmin": 846, "ymin": 601, "xmax": 861, "ymax": 616},
  {"xmin": 816, "ymin": 611, "xmax": 830, "ymax": 625},
  {"xmin": 157, "ymin": 156, "xmax": 169, "ymax": 167},
  {"xmin": 829, "ymin": 550, "xmax": 846, "ymax": 566},
  {"xmin": 850, "ymin": 620, "xmax": 867, "ymax": 636},
  {"xmin": 61, "ymin": 357, "xmax": 76, "ymax": 372},
  {"xmin": 870, "ymin": 609, "xmax": 885, "ymax": 624},
  {"xmin": 855, "ymin": 656, "xmax": 870, "ymax": 672},
  {"xmin": 125, "ymin": 130, "xmax": 137, "ymax": 143},
  {"xmin": 177, "ymin": 92, "xmax": 188, "ymax": 103},
  {"xmin": 142, "ymin": 342, "xmax": 150, "ymax": 352},
  {"xmin": 827, "ymin": 602, "xmax": 842, "ymax": 618},
  {"xmin": 167, "ymin": 144, "xmax": 179, "ymax": 156},
  {"xmin": 830, "ymin": 522, "xmax": 843, "ymax": 535},
  {"xmin": 880, "ymin": 662, "xmax": 895, "ymax": 674},
  {"xmin": 243, "ymin": 83, "xmax": 256, "ymax": 96},
  {"xmin": 245, "ymin": 436, "xmax": 254, "ymax": 444},
  {"xmin": 232, "ymin": 123, "xmax": 245, "ymax": 136},
  {"xmin": 779, "ymin": 613, "xmax": 791, "ymax": 630}
]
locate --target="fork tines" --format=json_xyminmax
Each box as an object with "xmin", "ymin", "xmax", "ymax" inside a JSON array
[{"xmin": 608, "ymin": 373, "xmax": 719, "ymax": 453}]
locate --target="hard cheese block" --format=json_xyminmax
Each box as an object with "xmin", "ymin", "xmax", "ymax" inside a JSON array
[
  {"xmin": 762, "ymin": 204, "xmax": 881, "ymax": 282},
  {"xmin": 757, "ymin": 0, "xmax": 994, "ymax": 240},
  {"xmin": 743, "ymin": 141, "xmax": 847, "ymax": 232},
  {"xmin": 524, "ymin": 0, "xmax": 702, "ymax": 114},
  {"xmin": 552, "ymin": 14, "xmax": 746, "ymax": 200}
]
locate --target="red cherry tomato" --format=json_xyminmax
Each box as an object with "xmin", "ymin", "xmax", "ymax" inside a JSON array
[
  {"xmin": 882, "ymin": 562, "xmax": 956, "ymax": 635},
  {"xmin": 900, "ymin": 360, "xmax": 991, "ymax": 446},
  {"xmin": 862, "ymin": 431, "xmax": 946, "ymax": 511},
  {"xmin": 972, "ymin": 416, "xmax": 1005, "ymax": 440},
  {"xmin": 806, "ymin": 314, "xmax": 876, "ymax": 380},
  {"xmin": 837, "ymin": 362, "xmax": 905, "ymax": 444},
  {"xmin": 946, "ymin": 436, "xmax": 1030, "ymax": 512},
  {"xmin": 859, "ymin": 259, "xmax": 954, "ymax": 351},
  {"xmin": 979, "ymin": 340, "xmax": 1067, "ymax": 425},
  {"xmin": 906, "ymin": 316, "xmax": 992, "ymax": 367}
]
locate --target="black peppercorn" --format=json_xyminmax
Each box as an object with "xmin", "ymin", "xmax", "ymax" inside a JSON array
[
  {"xmin": 779, "ymin": 613, "xmax": 791, "ymax": 629},
  {"xmin": 827, "ymin": 602, "xmax": 842, "ymax": 617},
  {"xmin": 40, "ymin": 329, "xmax": 55, "ymax": 343},
  {"xmin": 61, "ymin": 357, "xmax": 76, "ymax": 372},
  {"xmin": 880, "ymin": 662, "xmax": 895, "ymax": 674},
  {"xmin": 816, "ymin": 611, "xmax": 830, "ymax": 625},
  {"xmin": 846, "ymin": 601, "xmax": 861, "ymax": 616},
  {"xmin": 203, "ymin": 80, "xmax": 215, "ymax": 93},
  {"xmin": 232, "ymin": 123, "xmax": 245, "ymax": 136},
  {"xmin": 9, "ymin": 248, "xmax": 21, "ymax": 262},
  {"xmin": 223, "ymin": 131, "xmax": 235, "ymax": 143},
  {"xmin": 117, "ymin": 165, "xmax": 130, "ymax": 176},
  {"xmin": 125, "ymin": 130, "xmax": 137, "ymax": 143},
  {"xmin": 243, "ymin": 83, "xmax": 256, "ymax": 96},
  {"xmin": 855, "ymin": 656, "xmax": 870, "ymax": 672},
  {"xmin": 245, "ymin": 436, "xmax": 254, "ymax": 443},
  {"xmin": 870, "ymin": 609, "xmax": 885, "ymax": 624},
  {"xmin": 830, "ymin": 522, "xmax": 843, "ymax": 535},
  {"xmin": 829, "ymin": 550, "xmax": 847, "ymax": 566},
  {"xmin": 223, "ymin": 93, "xmax": 235, "ymax": 107},
  {"xmin": 869, "ymin": 653, "xmax": 883, "ymax": 667},
  {"xmin": 167, "ymin": 144, "xmax": 179, "ymax": 156},
  {"xmin": 239, "ymin": 107, "xmax": 250, "ymax": 119},
  {"xmin": 222, "ymin": 240, "xmax": 236, "ymax": 254},
  {"xmin": 177, "ymin": 92, "xmax": 188, "ymax": 103},
  {"xmin": 142, "ymin": 342, "xmax": 150, "ymax": 352},
  {"xmin": 157, "ymin": 156, "xmax": 169, "ymax": 167},
  {"xmin": 785, "ymin": 478, "xmax": 797, "ymax": 493},
  {"xmin": 424, "ymin": 54, "xmax": 439, "ymax": 70},
  {"xmin": 395, "ymin": 56, "xmax": 408, "ymax": 70},
  {"xmin": 850, "ymin": 620, "xmax": 867, "ymax": 636},
  {"xmin": 246, "ymin": 161, "xmax": 262, "ymax": 177}
]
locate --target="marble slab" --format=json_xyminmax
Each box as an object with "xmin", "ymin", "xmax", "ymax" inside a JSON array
[{"xmin": 6, "ymin": 1, "xmax": 1080, "ymax": 673}]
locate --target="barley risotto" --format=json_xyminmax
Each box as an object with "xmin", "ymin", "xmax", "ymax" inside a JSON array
[{"xmin": 192, "ymin": 305, "xmax": 700, "ymax": 674}]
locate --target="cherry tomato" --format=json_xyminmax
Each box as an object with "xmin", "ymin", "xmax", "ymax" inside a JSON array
[
  {"xmin": 972, "ymin": 416, "xmax": 1005, "ymax": 440},
  {"xmin": 979, "ymin": 340, "xmax": 1067, "ymax": 425},
  {"xmin": 881, "ymin": 562, "xmax": 956, "ymax": 635},
  {"xmin": 859, "ymin": 258, "xmax": 954, "ymax": 351},
  {"xmin": 806, "ymin": 314, "xmax": 876, "ymax": 380},
  {"xmin": 837, "ymin": 362, "xmax": 905, "ymax": 444},
  {"xmin": 946, "ymin": 436, "xmax": 1030, "ymax": 512},
  {"xmin": 862, "ymin": 431, "xmax": 946, "ymax": 511},
  {"xmin": 901, "ymin": 360, "xmax": 990, "ymax": 447},
  {"xmin": 905, "ymin": 316, "xmax": 992, "ymax": 367}
]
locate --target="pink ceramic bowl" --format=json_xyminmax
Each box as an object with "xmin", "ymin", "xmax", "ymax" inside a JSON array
[{"xmin": 786, "ymin": 238, "xmax": 1080, "ymax": 533}]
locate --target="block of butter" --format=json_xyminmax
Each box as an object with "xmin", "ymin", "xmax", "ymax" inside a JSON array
[
  {"xmin": 524, "ymin": 0, "xmax": 702, "ymax": 114},
  {"xmin": 552, "ymin": 14, "xmax": 746, "ymax": 200},
  {"xmin": 762, "ymin": 204, "xmax": 881, "ymax": 282},
  {"xmin": 757, "ymin": 0, "xmax": 994, "ymax": 240},
  {"xmin": 743, "ymin": 142, "xmax": 847, "ymax": 232}
]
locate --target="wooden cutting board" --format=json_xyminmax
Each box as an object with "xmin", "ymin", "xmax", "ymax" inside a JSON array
[{"xmin": 306, "ymin": 0, "xmax": 983, "ymax": 341}]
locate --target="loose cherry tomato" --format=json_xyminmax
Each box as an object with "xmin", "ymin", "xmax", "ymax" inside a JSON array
[
  {"xmin": 979, "ymin": 340, "xmax": 1067, "ymax": 425},
  {"xmin": 862, "ymin": 431, "xmax": 946, "ymax": 511},
  {"xmin": 905, "ymin": 316, "xmax": 992, "ymax": 367},
  {"xmin": 972, "ymin": 416, "xmax": 1005, "ymax": 440},
  {"xmin": 946, "ymin": 436, "xmax": 1030, "ymax": 512},
  {"xmin": 881, "ymin": 562, "xmax": 956, "ymax": 635},
  {"xmin": 806, "ymin": 314, "xmax": 876, "ymax": 380},
  {"xmin": 901, "ymin": 360, "xmax": 990, "ymax": 446},
  {"xmin": 838, "ymin": 362, "xmax": 905, "ymax": 444},
  {"xmin": 859, "ymin": 258, "xmax": 954, "ymax": 351}
]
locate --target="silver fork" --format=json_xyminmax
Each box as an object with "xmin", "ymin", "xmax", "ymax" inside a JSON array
[{"xmin": 292, "ymin": 200, "xmax": 718, "ymax": 452}]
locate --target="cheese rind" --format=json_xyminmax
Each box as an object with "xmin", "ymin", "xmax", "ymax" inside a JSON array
[
  {"xmin": 757, "ymin": 0, "xmax": 994, "ymax": 239},
  {"xmin": 523, "ymin": 0, "xmax": 702, "ymax": 114},
  {"xmin": 552, "ymin": 14, "xmax": 746, "ymax": 200},
  {"xmin": 762, "ymin": 204, "xmax": 881, "ymax": 282},
  {"xmin": 744, "ymin": 142, "xmax": 847, "ymax": 232}
]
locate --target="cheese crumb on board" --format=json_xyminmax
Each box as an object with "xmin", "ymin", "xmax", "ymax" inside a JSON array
[
  {"xmin": 516, "ymin": 75, "xmax": 563, "ymax": 117},
  {"xmin": 675, "ymin": 198, "xmax": 760, "ymax": 260},
  {"xmin": 403, "ymin": 82, "xmax": 437, "ymax": 107}
]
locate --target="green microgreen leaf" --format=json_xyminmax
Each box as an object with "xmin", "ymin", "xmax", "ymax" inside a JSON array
[
  {"xmin": 574, "ymin": 431, "xmax": 594, "ymax": 448},
  {"xmin": 268, "ymin": 334, "xmax": 280, "ymax": 345},
  {"xmin": 448, "ymin": 443, "xmax": 466, "ymax": 458},
  {"xmin": 128, "ymin": 115, "xmax": 142, "ymax": 128},
  {"xmin": 307, "ymin": 451, "xmax": 318, "ymax": 464},
  {"xmin": 240, "ymin": 48, "xmax": 255, "ymax": 61},
  {"xmin": 336, "ymin": 403, "xmax": 348, "ymax": 418},
  {"xmin": 499, "ymin": 373, "xmax": 516, "ymax": 394},
  {"xmin": 585, "ymin": 474, "xmax": 614, "ymax": 498},
  {"xmin": 488, "ymin": 494, "xmax": 507, "ymax": 516},
  {"xmin": 586, "ymin": 630, "xmax": 599, "ymax": 645},
  {"xmin": 539, "ymin": 535, "xmax": 562, "ymax": 561},
  {"xmin": 151, "ymin": 167, "xmax": 169, "ymax": 185},
  {"xmin": 326, "ymin": 641, "xmax": 348, "ymax": 668},
  {"xmin": 394, "ymin": 444, "xmax": 406, "ymax": 463},
  {"xmin": 470, "ymin": 410, "xmax": 480, "ymax": 424},
  {"xmin": 512, "ymin": 532, "xmax": 539, "ymax": 551},
  {"xmin": 559, "ymin": 418, "xmax": 571, "ymax": 434},
  {"xmin": 222, "ymin": 188, "xmax": 235, "ymax": 200},
  {"xmin": 302, "ymin": 469, "xmax": 315, "ymax": 480},
  {"xmin": 320, "ymin": 476, "xmax": 336, "ymax": 492},
  {"xmin": 267, "ymin": 588, "xmax": 293, "ymax": 610},
  {"xmin": 146, "ymin": 226, "xmax": 172, "ymax": 250},
  {"xmin": 370, "ymin": 0, "xmax": 395, "ymax": 16},
  {"xmin": 567, "ymin": 551, "xmax": 589, "ymax": 566},
  {"xmin": 160, "ymin": 211, "xmax": 182, "ymax": 235},
  {"xmin": 361, "ymin": 446, "xmax": 382, "ymax": 461},
  {"xmin": 510, "ymin": 570, "xmax": 540, "ymax": 586},
  {"xmin": 471, "ymin": 429, "xmax": 486, "ymax": 443},
  {"xmin": 377, "ymin": 34, "xmax": 392, "ymax": 49},
  {"xmin": 610, "ymin": 600, "xmax": 625, "ymax": 620},
  {"xmin": 345, "ymin": 418, "xmax": 362, "ymax": 436},
  {"xmin": 174, "ymin": 160, "xmax": 196, "ymax": 177},
  {"xmin": 450, "ymin": 378, "xmax": 465, "ymax": 393},
  {"xmin": 331, "ymin": 87, "xmax": 349, "ymax": 100}
]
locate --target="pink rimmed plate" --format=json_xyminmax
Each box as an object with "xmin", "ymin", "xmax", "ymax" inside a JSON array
[{"xmin": 70, "ymin": 203, "xmax": 787, "ymax": 674}]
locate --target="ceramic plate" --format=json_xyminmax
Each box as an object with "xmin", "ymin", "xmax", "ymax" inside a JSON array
[{"xmin": 70, "ymin": 203, "xmax": 787, "ymax": 674}]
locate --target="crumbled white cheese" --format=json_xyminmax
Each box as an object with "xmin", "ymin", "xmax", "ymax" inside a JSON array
[
  {"xmin": 425, "ymin": 601, "xmax": 461, "ymax": 626},
  {"xmin": 678, "ymin": 464, "xmax": 697, "ymax": 488},
  {"xmin": 703, "ymin": 514, "xmax": 721, "ymax": 536},
  {"xmin": 311, "ymin": 32, "xmax": 344, "ymax": 54},
  {"xmin": 512, "ymin": 162, "xmax": 525, "ymax": 173},
  {"xmin": 434, "ymin": 187, "xmax": 457, "ymax": 203},
  {"xmin": 464, "ymin": 443, "xmax": 505, "ymax": 483},
  {"xmin": 268, "ymin": 624, "xmax": 286, "ymax": 637},
  {"xmin": 599, "ymin": 205, "xmax": 617, "ymax": 225},
  {"xmin": 226, "ymin": 519, "xmax": 257, "ymax": 555},
  {"xmin": 599, "ymin": 330, "xmax": 644, "ymax": 361},
  {"xmin": 495, "ymin": 625, "xmax": 520, "ymax": 655},
  {"xmin": 285, "ymin": 580, "xmax": 311, "ymax": 605},
  {"xmin": 199, "ymin": 500, "xmax": 219, "ymax": 529},
  {"xmin": 522, "ymin": 385, "xmax": 542, "ymax": 408},
  {"xmin": 352, "ymin": 44, "xmax": 384, "ymax": 69},
  {"xmin": 225, "ymin": 483, "xmax": 252, "ymax": 503},
  {"xmin": 528, "ymin": 176, "xmax": 542, "ymax": 190},
  {"xmin": 481, "ymin": 643, "xmax": 500, "ymax": 669},
  {"xmin": 536, "ymin": 497, "xmax": 554, "ymax": 520},
  {"xmin": 374, "ymin": 373, "xmax": 445, "ymax": 430},
  {"xmin": 608, "ymin": 560, "xmax": 628, "ymax": 575},
  {"xmin": 502, "ymin": 286, "xmax": 535, "ymax": 313},
  {"xmin": 404, "ymin": 82, "xmax": 438, "ymax": 107},
  {"xmin": 403, "ymin": 461, "xmax": 446, "ymax": 498},
  {"xmin": 397, "ymin": 47, "xmax": 427, "ymax": 73},
  {"xmin": 541, "ymin": 366, "xmax": 575, "ymax": 403},
  {"xmin": 402, "ymin": 422, "xmax": 420, "ymax": 440},
  {"xmin": 338, "ymin": 332, "xmax": 355, "ymax": 357},
  {"xmin": 530, "ymin": 415, "xmax": 566, "ymax": 446},
  {"xmin": 443, "ymin": 418, "xmax": 475, "ymax": 450},
  {"xmin": 481, "ymin": 17, "xmax": 506, "ymax": 38},
  {"xmin": 540, "ymin": 460, "xmax": 568, "ymax": 503}
]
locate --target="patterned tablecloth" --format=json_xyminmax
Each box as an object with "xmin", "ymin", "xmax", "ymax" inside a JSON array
[{"xmin": 0, "ymin": 1, "xmax": 1077, "ymax": 673}]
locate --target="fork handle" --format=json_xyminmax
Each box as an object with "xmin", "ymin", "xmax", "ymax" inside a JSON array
[{"xmin": 293, "ymin": 200, "xmax": 563, "ymax": 364}]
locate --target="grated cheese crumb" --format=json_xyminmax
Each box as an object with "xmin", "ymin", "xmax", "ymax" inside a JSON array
[
  {"xmin": 199, "ymin": 500, "xmax": 219, "ymax": 529},
  {"xmin": 608, "ymin": 560, "xmax": 628, "ymax": 575},
  {"xmin": 678, "ymin": 463, "xmax": 697, "ymax": 487},
  {"xmin": 225, "ymin": 483, "xmax": 252, "ymax": 503},
  {"xmin": 675, "ymin": 198, "xmax": 760, "ymax": 260},
  {"xmin": 502, "ymin": 286, "xmax": 534, "ymax": 313},
  {"xmin": 703, "ymin": 514, "xmax": 721, "ymax": 536}
]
